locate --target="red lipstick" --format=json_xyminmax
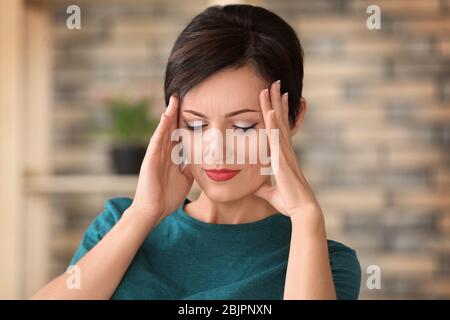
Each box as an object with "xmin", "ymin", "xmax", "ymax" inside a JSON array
[{"xmin": 205, "ymin": 168, "xmax": 240, "ymax": 181}]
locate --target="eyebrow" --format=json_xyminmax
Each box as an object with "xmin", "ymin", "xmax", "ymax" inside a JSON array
[{"xmin": 183, "ymin": 108, "xmax": 259, "ymax": 118}]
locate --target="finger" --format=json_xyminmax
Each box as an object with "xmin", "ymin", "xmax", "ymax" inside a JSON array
[
  {"xmin": 281, "ymin": 92, "xmax": 294, "ymax": 145},
  {"xmin": 181, "ymin": 164, "xmax": 194, "ymax": 181},
  {"xmin": 282, "ymin": 92, "xmax": 289, "ymax": 127},
  {"xmin": 166, "ymin": 95, "xmax": 180, "ymax": 138},
  {"xmin": 267, "ymin": 109, "xmax": 296, "ymax": 167},
  {"xmin": 265, "ymin": 108, "xmax": 306, "ymax": 191},
  {"xmin": 152, "ymin": 95, "xmax": 178, "ymax": 147},
  {"xmin": 165, "ymin": 95, "xmax": 178, "ymax": 117},
  {"xmin": 270, "ymin": 80, "xmax": 283, "ymax": 122},
  {"xmin": 259, "ymin": 88, "xmax": 272, "ymax": 128},
  {"xmin": 142, "ymin": 97, "xmax": 179, "ymax": 170},
  {"xmin": 261, "ymin": 90, "xmax": 286, "ymax": 171},
  {"xmin": 269, "ymin": 81, "xmax": 291, "ymax": 141},
  {"xmin": 266, "ymin": 109, "xmax": 277, "ymax": 146},
  {"xmin": 271, "ymin": 81, "xmax": 288, "ymax": 132},
  {"xmin": 147, "ymin": 113, "xmax": 170, "ymax": 154},
  {"xmin": 276, "ymin": 90, "xmax": 290, "ymax": 140}
]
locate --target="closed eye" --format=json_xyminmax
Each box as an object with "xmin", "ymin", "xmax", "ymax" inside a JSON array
[
  {"xmin": 232, "ymin": 123, "xmax": 258, "ymax": 132},
  {"xmin": 184, "ymin": 120, "xmax": 207, "ymax": 130},
  {"xmin": 184, "ymin": 121, "xmax": 258, "ymax": 132}
]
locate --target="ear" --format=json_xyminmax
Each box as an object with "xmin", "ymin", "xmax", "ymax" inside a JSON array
[{"xmin": 290, "ymin": 97, "xmax": 307, "ymax": 137}]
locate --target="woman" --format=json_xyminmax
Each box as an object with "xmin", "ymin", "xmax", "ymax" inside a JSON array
[{"xmin": 33, "ymin": 4, "xmax": 361, "ymax": 300}]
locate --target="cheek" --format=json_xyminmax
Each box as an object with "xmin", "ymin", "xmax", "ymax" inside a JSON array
[
  {"xmin": 180, "ymin": 132, "xmax": 200, "ymax": 164},
  {"xmin": 243, "ymin": 131, "xmax": 271, "ymax": 166},
  {"xmin": 227, "ymin": 130, "xmax": 270, "ymax": 165}
]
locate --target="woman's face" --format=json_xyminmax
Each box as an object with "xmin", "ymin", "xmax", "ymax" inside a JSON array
[{"xmin": 177, "ymin": 64, "xmax": 276, "ymax": 202}]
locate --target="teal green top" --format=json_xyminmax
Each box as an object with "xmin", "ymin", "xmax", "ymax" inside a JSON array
[{"xmin": 69, "ymin": 197, "xmax": 361, "ymax": 300}]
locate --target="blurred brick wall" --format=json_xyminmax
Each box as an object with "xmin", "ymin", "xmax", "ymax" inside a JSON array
[{"xmin": 49, "ymin": 0, "xmax": 450, "ymax": 299}]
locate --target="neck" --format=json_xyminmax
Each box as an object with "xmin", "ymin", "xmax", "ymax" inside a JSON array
[{"xmin": 184, "ymin": 191, "xmax": 278, "ymax": 224}]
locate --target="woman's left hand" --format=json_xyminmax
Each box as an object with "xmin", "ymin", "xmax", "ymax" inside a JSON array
[
  {"xmin": 254, "ymin": 80, "xmax": 320, "ymax": 218},
  {"xmin": 255, "ymin": 82, "xmax": 336, "ymax": 299}
]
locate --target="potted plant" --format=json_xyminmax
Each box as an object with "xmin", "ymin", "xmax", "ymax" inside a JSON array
[{"xmin": 106, "ymin": 95, "xmax": 158, "ymax": 174}]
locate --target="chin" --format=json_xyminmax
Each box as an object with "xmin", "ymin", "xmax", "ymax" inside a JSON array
[
  {"xmin": 191, "ymin": 166, "xmax": 266, "ymax": 202},
  {"xmin": 197, "ymin": 180, "xmax": 251, "ymax": 202}
]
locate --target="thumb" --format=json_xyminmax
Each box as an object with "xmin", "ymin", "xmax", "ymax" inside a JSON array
[
  {"xmin": 254, "ymin": 181, "xmax": 274, "ymax": 202},
  {"xmin": 181, "ymin": 165, "xmax": 194, "ymax": 182}
]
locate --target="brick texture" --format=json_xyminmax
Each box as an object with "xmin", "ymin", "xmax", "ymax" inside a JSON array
[{"xmin": 49, "ymin": 0, "xmax": 450, "ymax": 299}]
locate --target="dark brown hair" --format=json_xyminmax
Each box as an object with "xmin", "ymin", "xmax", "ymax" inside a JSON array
[{"xmin": 164, "ymin": 4, "xmax": 304, "ymax": 126}]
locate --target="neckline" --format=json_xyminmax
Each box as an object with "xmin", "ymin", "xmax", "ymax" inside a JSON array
[{"xmin": 173, "ymin": 198, "xmax": 290, "ymax": 233}]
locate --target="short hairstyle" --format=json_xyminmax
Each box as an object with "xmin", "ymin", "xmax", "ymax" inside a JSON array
[{"xmin": 164, "ymin": 4, "xmax": 304, "ymax": 126}]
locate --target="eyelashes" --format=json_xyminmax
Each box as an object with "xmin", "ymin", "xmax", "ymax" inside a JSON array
[
  {"xmin": 184, "ymin": 121, "xmax": 207, "ymax": 131},
  {"xmin": 232, "ymin": 123, "xmax": 258, "ymax": 132},
  {"xmin": 184, "ymin": 121, "xmax": 258, "ymax": 132}
]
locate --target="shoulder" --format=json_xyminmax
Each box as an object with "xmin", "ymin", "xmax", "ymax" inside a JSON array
[
  {"xmin": 103, "ymin": 197, "xmax": 133, "ymax": 219},
  {"xmin": 327, "ymin": 239, "xmax": 362, "ymax": 300},
  {"xmin": 69, "ymin": 197, "xmax": 133, "ymax": 265},
  {"xmin": 327, "ymin": 239, "xmax": 358, "ymax": 259},
  {"xmin": 91, "ymin": 197, "xmax": 133, "ymax": 230}
]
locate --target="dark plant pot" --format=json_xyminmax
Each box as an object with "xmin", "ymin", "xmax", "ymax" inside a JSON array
[{"xmin": 110, "ymin": 144, "xmax": 147, "ymax": 175}]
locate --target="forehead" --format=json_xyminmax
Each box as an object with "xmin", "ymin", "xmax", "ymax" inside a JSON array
[{"xmin": 181, "ymin": 64, "xmax": 268, "ymax": 113}]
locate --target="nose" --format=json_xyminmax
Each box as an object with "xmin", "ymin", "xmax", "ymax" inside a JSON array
[{"xmin": 202, "ymin": 127, "xmax": 225, "ymax": 165}]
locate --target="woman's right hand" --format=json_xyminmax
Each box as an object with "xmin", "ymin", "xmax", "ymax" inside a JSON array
[
  {"xmin": 32, "ymin": 96, "xmax": 192, "ymax": 300},
  {"xmin": 126, "ymin": 95, "xmax": 194, "ymax": 226}
]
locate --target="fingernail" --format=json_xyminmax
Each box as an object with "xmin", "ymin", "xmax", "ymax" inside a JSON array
[
  {"xmin": 283, "ymin": 92, "xmax": 289, "ymax": 100},
  {"xmin": 264, "ymin": 89, "xmax": 269, "ymax": 98},
  {"xmin": 274, "ymin": 80, "xmax": 281, "ymax": 92}
]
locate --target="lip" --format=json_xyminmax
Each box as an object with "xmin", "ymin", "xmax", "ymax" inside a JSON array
[{"xmin": 204, "ymin": 168, "xmax": 241, "ymax": 181}]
